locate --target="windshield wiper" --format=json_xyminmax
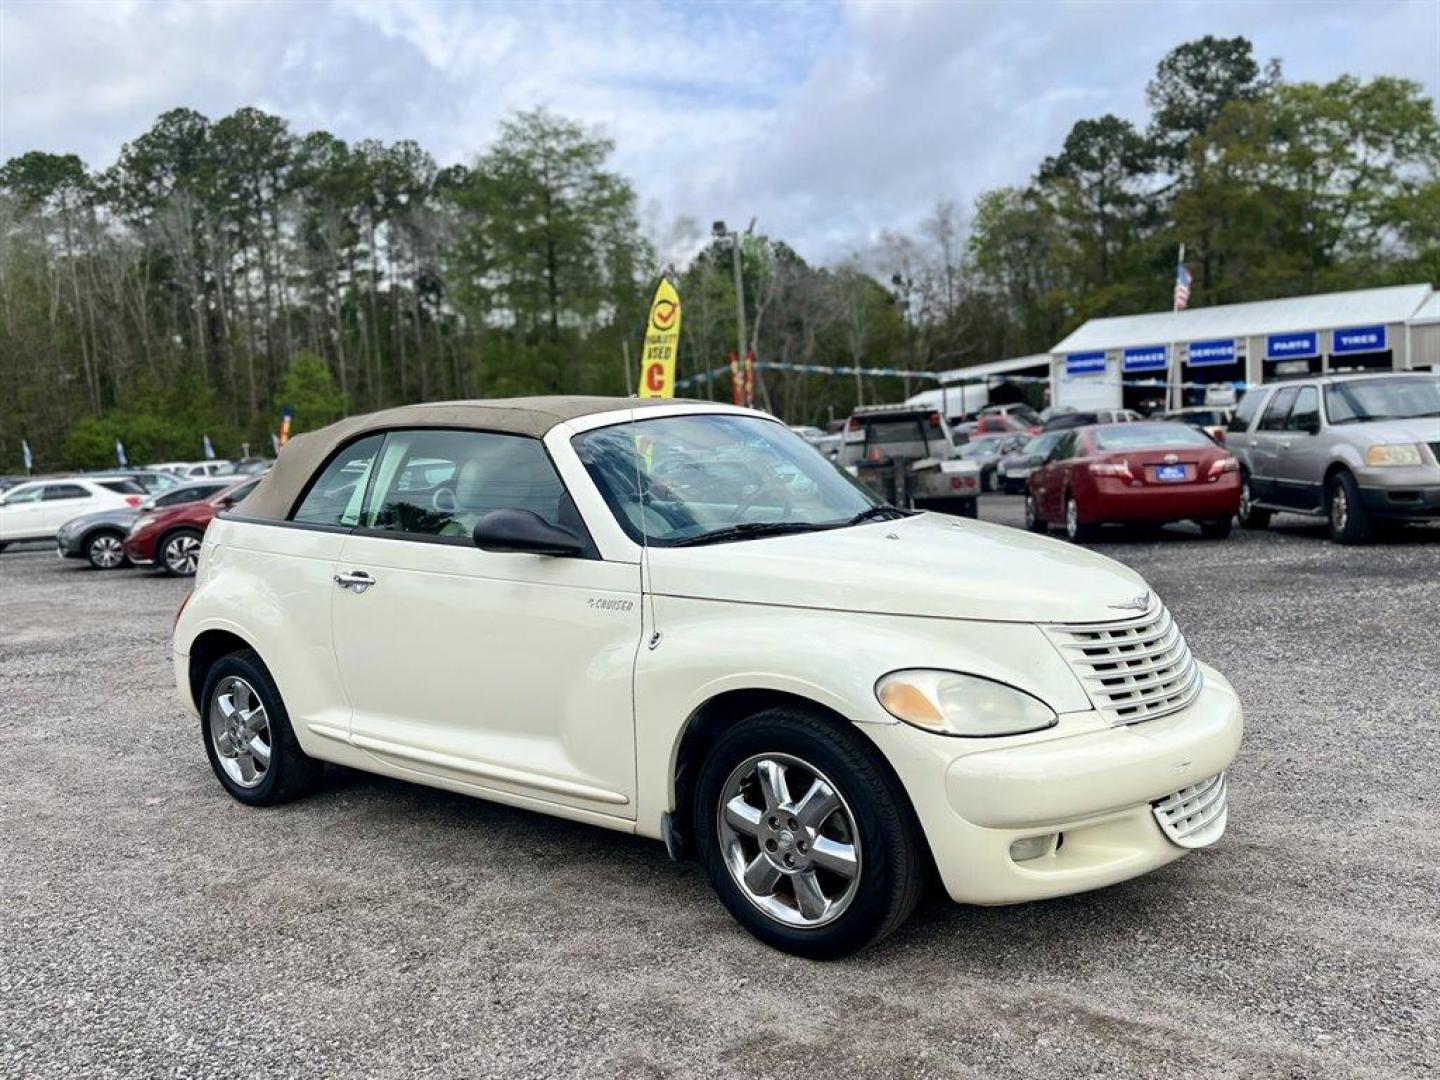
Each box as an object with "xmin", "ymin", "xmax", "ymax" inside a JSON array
[
  {"xmin": 845, "ymin": 505, "xmax": 907, "ymax": 526},
  {"xmin": 670, "ymin": 521, "xmax": 833, "ymax": 547}
]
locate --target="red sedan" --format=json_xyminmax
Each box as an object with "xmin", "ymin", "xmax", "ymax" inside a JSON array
[
  {"xmin": 124, "ymin": 476, "xmax": 261, "ymax": 576},
  {"xmin": 1025, "ymin": 422, "xmax": 1239, "ymax": 542}
]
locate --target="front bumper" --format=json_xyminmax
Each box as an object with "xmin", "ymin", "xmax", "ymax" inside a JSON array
[
  {"xmin": 862, "ymin": 661, "xmax": 1243, "ymax": 905},
  {"xmin": 1358, "ymin": 483, "xmax": 1440, "ymax": 520}
]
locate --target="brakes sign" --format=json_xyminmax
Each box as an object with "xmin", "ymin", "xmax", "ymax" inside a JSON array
[{"xmin": 638, "ymin": 280, "xmax": 682, "ymax": 398}]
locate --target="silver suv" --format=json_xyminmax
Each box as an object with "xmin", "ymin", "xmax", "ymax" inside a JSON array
[{"xmin": 1227, "ymin": 372, "xmax": 1440, "ymax": 543}]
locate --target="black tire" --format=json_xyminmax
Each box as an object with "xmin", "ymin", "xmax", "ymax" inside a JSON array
[
  {"xmin": 200, "ymin": 648, "xmax": 323, "ymax": 806},
  {"xmin": 1024, "ymin": 493, "xmax": 1047, "ymax": 533},
  {"xmin": 159, "ymin": 527, "xmax": 204, "ymax": 576},
  {"xmin": 1237, "ymin": 473, "xmax": 1270, "ymax": 530},
  {"xmin": 1064, "ymin": 493, "xmax": 1099, "ymax": 543},
  {"xmin": 1199, "ymin": 518, "xmax": 1232, "ymax": 540},
  {"xmin": 693, "ymin": 707, "xmax": 925, "ymax": 959},
  {"xmin": 85, "ymin": 529, "xmax": 129, "ymax": 570},
  {"xmin": 1326, "ymin": 469, "xmax": 1374, "ymax": 545}
]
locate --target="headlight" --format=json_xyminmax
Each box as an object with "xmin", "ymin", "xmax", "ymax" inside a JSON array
[
  {"xmin": 1365, "ymin": 444, "xmax": 1422, "ymax": 467},
  {"xmin": 875, "ymin": 669, "xmax": 1057, "ymax": 737}
]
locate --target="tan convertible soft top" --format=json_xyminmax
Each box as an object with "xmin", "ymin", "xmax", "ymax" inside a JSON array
[{"xmin": 242, "ymin": 395, "xmax": 704, "ymax": 521}]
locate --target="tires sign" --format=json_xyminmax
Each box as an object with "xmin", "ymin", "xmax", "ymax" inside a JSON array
[{"xmin": 1331, "ymin": 325, "xmax": 1387, "ymax": 354}]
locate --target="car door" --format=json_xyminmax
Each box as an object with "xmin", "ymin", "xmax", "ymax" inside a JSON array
[
  {"xmin": 329, "ymin": 427, "xmax": 643, "ymax": 820},
  {"xmin": 1031, "ymin": 431, "xmax": 1077, "ymax": 519},
  {"xmin": 0, "ymin": 483, "xmax": 47, "ymax": 540},
  {"xmin": 1272, "ymin": 385, "xmax": 1324, "ymax": 511},
  {"xmin": 1247, "ymin": 386, "xmax": 1298, "ymax": 504}
]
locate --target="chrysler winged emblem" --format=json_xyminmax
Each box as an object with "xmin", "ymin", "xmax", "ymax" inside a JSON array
[{"xmin": 1110, "ymin": 591, "xmax": 1151, "ymax": 612}]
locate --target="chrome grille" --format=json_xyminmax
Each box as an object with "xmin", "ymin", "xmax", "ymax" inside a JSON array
[
  {"xmin": 1152, "ymin": 772, "xmax": 1228, "ymax": 848},
  {"xmin": 1044, "ymin": 602, "xmax": 1201, "ymax": 725}
]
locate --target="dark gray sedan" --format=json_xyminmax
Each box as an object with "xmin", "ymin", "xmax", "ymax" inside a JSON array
[
  {"xmin": 55, "ymin": 479, "xmax": 234, "ymax": 569},
  {"xmin": 996, "ymin": 431, "xmax": 1065, "ymax": 494}
]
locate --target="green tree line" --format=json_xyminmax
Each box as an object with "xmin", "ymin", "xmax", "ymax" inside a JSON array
[{"xmin": 1, "ymin": 35, "xmax": 1435, "ymax": 470}]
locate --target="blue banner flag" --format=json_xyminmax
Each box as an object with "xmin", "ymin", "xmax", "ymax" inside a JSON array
[
  {"xmin": 202, "ymin": 434, "xmax": 215, "ymax": 460},
  {"xmin": 115, "ymin": 439, "xmax": 128, "ymax": 467},
  {"xmin": 21, "ymin": 439, "xmax": 33, "ymax": 473}
]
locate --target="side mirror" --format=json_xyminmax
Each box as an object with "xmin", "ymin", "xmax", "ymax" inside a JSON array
[
  {"xmin": 472, "ymin": 508, "xmax": 585, "ymax": 557},
  {"xmin": 216, "ymin": 495, "xmax": 235, "ymax": 510},
  {"xmin": 1300, "ymin": 415, "xmax": 1321, "ymax": 435}
]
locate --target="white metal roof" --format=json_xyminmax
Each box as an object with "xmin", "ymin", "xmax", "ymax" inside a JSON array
[
  {"xmin": 1409, "ymin": 292, "xmax": 1440, "ymax": 326},
  {"xmin": 1052, "ymin": 284, "xmax": 1434, "ymax": 354},
  {"xmin": 936, "ymin": 353, "xmax": 1052, "ymax": 383}
]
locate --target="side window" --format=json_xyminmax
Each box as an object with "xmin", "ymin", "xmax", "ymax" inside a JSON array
[
  {"xmin": 4, "ymin": 485, "xmax": 43, "ymax": 504},
  {"xmin": 1228, "ymin": 390, "xmax": 1266, "ymax": 433},
  {"xmin": 43, "ymin": 484, "xmax": 89, "ymax": 500},
  {"xmin": 98, "ymin": 479, "xmax": 145, "ymax": 495},
  {"xmin": 1051, "ymin": 432, "xmax": 1078, "ymax": 462},
  {"xmin": 1286, "ymin": 387, "xmax": 1320, "ymax": 433},
  {"xmin": 1258, "ymin": 387, "xmax": 1298, "ymax": 432},
  {"xmin": 363, "ymin": 429, "xmax": 569, "ymax": 539},
  {"xmin": 291, "ymin": 433, "xmax": 384, "ymax": 527}
]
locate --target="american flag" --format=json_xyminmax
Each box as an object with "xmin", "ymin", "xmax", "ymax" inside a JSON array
[{"xmin": 1173, "ymin": 253, "xmax": 1192, "ymax": 311}]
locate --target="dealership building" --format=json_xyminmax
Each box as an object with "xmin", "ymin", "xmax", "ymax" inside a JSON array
[{"xmin": 1047, "ymin": 283, "xmax": 1439, "ymax": 412}]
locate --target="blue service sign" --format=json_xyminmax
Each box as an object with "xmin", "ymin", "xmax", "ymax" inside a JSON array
[
  {"xmin": 1332, "ymin": 324, "xmax": 1387, "ymax": 354},
  {"xmin": 1187, "ymin": 338, "xmax": 1236, "ymax": 367},
  {"xmin": 1266, "ymin": 331, "xmax": 1318, "ymax": 361},
  {"xmin": 1122, "ymin": 344, "xmax": 1168, "ymax": 373},
  {"xmin": 1065, "ymin": 351, "xmax": 1107, "ymax": 376}
]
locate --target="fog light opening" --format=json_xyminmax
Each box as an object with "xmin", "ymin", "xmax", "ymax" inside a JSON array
[{"xmin": 1010, "ymin": 833, "xmax": 1061, "ymax": 863}]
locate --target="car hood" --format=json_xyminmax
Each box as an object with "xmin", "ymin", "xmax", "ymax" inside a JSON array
[
  {"xmin": 59, "ymin": 508, "xmax": 140, "ymax": 533},
  {"xmin": 1335, "ymin": 417, "xmax": 1440, "ymax": 444},
  {"xmin": 646, "ymin": 512, "xmax": 1150, "ymax": 624}
]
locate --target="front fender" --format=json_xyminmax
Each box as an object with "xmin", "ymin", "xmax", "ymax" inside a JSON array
[{"xmin": 631, "ymin": 596, "xmax": 1090, "ymax": 838}]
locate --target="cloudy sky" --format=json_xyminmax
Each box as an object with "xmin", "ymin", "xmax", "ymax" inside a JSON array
[{"xmin": 2, "ymin": 0, "xmax": 1437, "ymax": 262}]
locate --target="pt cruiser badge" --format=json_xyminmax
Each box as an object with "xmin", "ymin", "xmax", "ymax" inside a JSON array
[{"xmin": 173, "ymin": 398, "xmax": 1243, "ymax": 958}]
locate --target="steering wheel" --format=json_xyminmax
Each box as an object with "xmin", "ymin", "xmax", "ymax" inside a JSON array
[
  {"xmin": 431, "ymin": 486, "xmax": 457, "ymax": 513},
  {"xmin": 732, "ymin": 480, "xmax": 794, "ymax": 522}
]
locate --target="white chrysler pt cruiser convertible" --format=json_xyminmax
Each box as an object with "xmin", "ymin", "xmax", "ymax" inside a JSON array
[{"xmin": 174, "ymin": 397, "xmax": 1242, "ymax": 958}]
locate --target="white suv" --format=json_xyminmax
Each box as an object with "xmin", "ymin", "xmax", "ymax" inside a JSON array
[
  {"xmin": 0, "ymin": 477, "xmax": 144, "ymax": 549},
  {"xmin": 174, "ymin": 397, "xmax": 1243, "ymax": 957}
]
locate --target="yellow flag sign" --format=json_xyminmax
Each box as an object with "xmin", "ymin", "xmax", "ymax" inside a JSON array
[{"xmin": 638, "ymin": 279, "xmax": 681, "ymax": 398}]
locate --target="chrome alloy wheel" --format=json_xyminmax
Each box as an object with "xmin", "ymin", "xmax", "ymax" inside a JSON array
[
  {"xmin": 89, "ymin": 534, "xmax": 125, "ymax": 568},
  {"xmin": 717, "ymin": 753, "xmax": 861, "ymax": 928},
  {"xmin": 1239, "ymin": 478, "xmax": 1253, "ymax": 519},
  {"xmin": 164, "ymin": 533, "xmax": 201, "ymax": 575},
  {"xmin": 208, "ymin": 676, "xmax": 272, "ymax": 789},
  {"xmin": 1065, "ymin": 496, "xmax": 1080, "ymax": 539},
  {"xmin": 1330, "ymin": 482, "xmax": 1348, "ymax": 533},
  {"xmin": 1024, "ymin": 494, "xmax": 1037, "ymax": 530}
]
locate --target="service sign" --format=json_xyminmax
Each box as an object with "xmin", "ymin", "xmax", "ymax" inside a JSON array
[
  {"xmin": 1332, "ymin": 324, "xmax": 1387, "ymax": 355},
  {"xmin": 1122, "ymin": 344, "xmax": 1168, "ymax": 373},
  {"xmin": 638, "ymin": 280, "xmax": 682, "ymax": 398},
  {"xmin": 1187, "ymin": 339, "xmax": 1237, "ymax": 367},
  {"xmin": 1065, "ymin": 351, "xmax": 1107, "ymax": 377},
  {"xmin": 1266, "ymin": 331, "xmax": 1318, "ymax": 361}
]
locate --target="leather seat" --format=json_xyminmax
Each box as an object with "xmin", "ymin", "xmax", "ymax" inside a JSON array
[{"xmin": 439, "ymin": 441, "xmax": 565, "ymax": 537}]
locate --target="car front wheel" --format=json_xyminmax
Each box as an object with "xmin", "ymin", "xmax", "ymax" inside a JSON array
[
  {"xmin": 1326, "ymin": 470, "xmax": 1374, "ymax": 545},
  {"xmin": 160, "ymin": 528, "xmax": 204, "ymax": 576},
  {"xmin": 201, "ymin": 648, "xmax": 323, "ymax": 806},
  {"xmin": 693, "ymin": 707, "xmax": 924, "ymax": 959},
  {"xmin": 86, "ymin": 530, "xmax": 128, "ymax": 570}
]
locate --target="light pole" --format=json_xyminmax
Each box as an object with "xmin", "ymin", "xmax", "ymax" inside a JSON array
[{"xmin": 713, "ymin": 218, "xmax": 755, "ymax": 397}]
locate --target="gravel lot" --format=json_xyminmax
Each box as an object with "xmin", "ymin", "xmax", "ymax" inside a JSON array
[{"xmin": 2, "ymin": 499, "xmax": 1437, "ymax": 1080}]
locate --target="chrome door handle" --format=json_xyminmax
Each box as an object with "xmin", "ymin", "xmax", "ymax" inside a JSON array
[{"xmin": 334, "ymin": 570, "xmax": 376, "ymax": 594}]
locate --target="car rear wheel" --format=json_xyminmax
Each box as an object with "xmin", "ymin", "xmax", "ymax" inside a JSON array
[
  {"xmin": 201, "ymin": 648, "xmax": 323, "ymax": 806},
  {"xmin": 1024, "ymin": 493, "xmax": 1047, "ymax": 533},
  {"xmin": 1237, "ymin": 474, "xmax": 1270, "ymax": 530},
  {"xmin": 160, "ymin": 528, "xmax": 204, "ymax": 576},
  {"xmin": 1326, "ymin": 470, "xmax": 1373, "ymax": 545},
  {"xmin": 85, "ymin": 530, "xmax": 128, "ymax": 570},
  {"xmin": 1064, "ymin": 494, "xmax": 1098, "ymax": 543},
  {"xmin": 693, "ymin": 707, "xmax": 925, "ymax": 959},
  {"xmin": 1199, "ymin": 518, "xmax": 1232, "ymax": 540}
]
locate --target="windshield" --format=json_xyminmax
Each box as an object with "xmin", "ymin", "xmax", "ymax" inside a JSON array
[
  {"xmin": 573, "ymin": 414, "xmax": 882, "ymax": 546},
  {"xmin": 959, "ymin": 437, "xmax": 1006, "ymax": 459},
  {"xmin": 1093, "ymin": 422, "xmax": 1214, "ymax": 451},
  {"xmin": 1324, "ymin": 377, "xmax": 1440, "ymax": 425}
]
